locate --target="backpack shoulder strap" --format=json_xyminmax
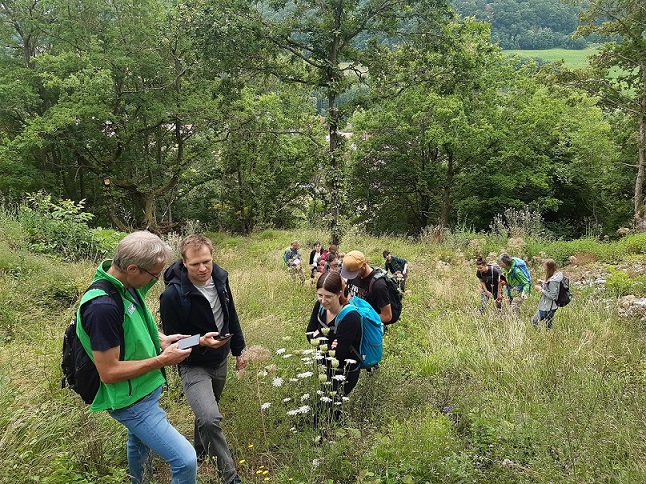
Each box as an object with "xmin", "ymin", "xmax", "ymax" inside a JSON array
[
  {"xmin": 337, "ymin": 304, "xmax": 358, "ymax": 323},
  {"xmin": 87, "ymin": 279, "xmax": 125, "ymax": 318}
]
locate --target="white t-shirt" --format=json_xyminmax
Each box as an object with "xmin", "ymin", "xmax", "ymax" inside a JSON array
[{"xmin": 194, "ymin": 277, "xmax": 224, "ymax": 332}]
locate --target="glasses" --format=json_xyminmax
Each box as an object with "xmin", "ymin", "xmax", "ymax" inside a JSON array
[{"xmin": 140, "ymin": 267, "xmax": 161, "ymax": 280}]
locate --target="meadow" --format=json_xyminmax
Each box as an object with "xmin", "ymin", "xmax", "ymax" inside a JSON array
[
  {"xmin": 504, "ymin": 47, "xmax": 599, "ymax": 69},
  {"xmin": 1, "ymin": 211, "xmax": 646, "ymax": 482}
]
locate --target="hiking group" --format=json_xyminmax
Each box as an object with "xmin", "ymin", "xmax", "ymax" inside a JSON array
[
  {"xmin": 63, "ymin": 231, "xmax": 568, "ymax": 483},
  {"xmin": 476, "ymin": 252, "xmax": 570, "ymax": 327}
]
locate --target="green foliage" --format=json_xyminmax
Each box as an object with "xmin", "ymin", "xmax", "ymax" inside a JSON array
[
  {"xmin": 15, "ymin": 191, "xmax": 121, "ymax": 261},
  {"xmin": 605, "ymin": 268, "xmax": 646, "ymax": 297},
  {"xmin": 3, "ymin": 227, "xmax": 646, "ymax": 482}
]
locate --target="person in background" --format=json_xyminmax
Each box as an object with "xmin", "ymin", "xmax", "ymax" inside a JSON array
[
  {"xmin": 476, "ymin": 256, "xmax": 505, "ymax": 311},
  {"xmin": 498, "ymin": 253, "xmax": 531, "ymax": 315},
  {"xmin": 160, "ymin": 235, "xmax": 246, "ymax": 484},
  {"xmin": 283, "ymin": 240, "xmax": 305, "ymax": 282},
  {"xmin": 383, "ymin": 250, "xmax": 409, "ymax": 291},
  {"xmin": 342, "ymin": 250, "xmax": 393, "ymax": 325},
  {"xmin": 532, "ymin": 258, "xmax": 563, "ymax": 329},
  {"xmin": 77, "ymin": 231, "xmax": 198, "ymax": 484},
  {"xmin": 308, "ymin": 242, "xmax": 325, "ymax": 279}
]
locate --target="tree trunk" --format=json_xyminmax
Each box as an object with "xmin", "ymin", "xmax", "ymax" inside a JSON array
[{"xmin": 634, "ymin": 63, "xmax": 646, "ymax": 230}]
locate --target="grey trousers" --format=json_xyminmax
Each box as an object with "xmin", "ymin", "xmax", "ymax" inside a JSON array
[{"xmin": 178, "ymin": 361, "xmax": 237, "ymax": 484}]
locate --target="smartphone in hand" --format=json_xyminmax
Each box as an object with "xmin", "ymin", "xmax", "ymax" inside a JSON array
[
  {"xmin": 177, "ymin": 334, "xmax": 200, "ymax": 350},
  {"xmin": 215, "ymin": 333, "xmax": 232, "ymax": 341}
]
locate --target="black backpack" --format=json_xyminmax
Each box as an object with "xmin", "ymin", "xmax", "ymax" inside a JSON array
[
  {"xmin": 61, "ymin": 279, "xmax": 124, "ymax": 404},
  {"xmin": 556, "ymin": 276, "xmax": 571, "ymax": 307},
  {"xmin": 369, "ymin": 267, "xmax": 404, "ymax": 324}
]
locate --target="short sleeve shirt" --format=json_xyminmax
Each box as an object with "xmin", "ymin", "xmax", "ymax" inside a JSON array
[{"xmin": 347, "ymin": 269, "xmax": 390, "ymax": 314}]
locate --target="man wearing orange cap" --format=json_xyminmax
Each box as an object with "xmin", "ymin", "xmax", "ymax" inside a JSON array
[{"xmin": 341, "ymin": 250, "xmax": 393, "ymax": 324}]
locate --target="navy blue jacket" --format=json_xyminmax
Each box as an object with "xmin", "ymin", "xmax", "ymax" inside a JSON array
[{"xmin": 160, "ymin": 260, "xmax": 245, "ymax": 368}]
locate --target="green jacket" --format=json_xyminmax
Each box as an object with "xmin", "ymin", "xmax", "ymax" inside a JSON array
[
  {"xmin": 385, "ymin": 255, "xmax": 407, "ymax": 274},
  {"xmin": 76, "ymin": 261, "xmax": 165, "ymax": 412},
  {"xmin": 502, "ymin": 258, "xmax": 531, "ymax": 297}
]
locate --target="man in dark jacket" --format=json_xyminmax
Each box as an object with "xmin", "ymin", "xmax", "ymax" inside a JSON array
[{"xmin": 160, "ymin": 235, "xmax": 246, "ymax": 484}]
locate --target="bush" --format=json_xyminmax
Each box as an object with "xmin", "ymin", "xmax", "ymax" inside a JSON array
[{"xmin": 16, "ymin": 191, "xmax": 122, "ymax": 261}]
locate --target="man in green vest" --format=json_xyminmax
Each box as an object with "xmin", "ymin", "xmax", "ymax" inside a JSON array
[{"xmin": 77, "ymin": 231, "xmax": 198, "ymax": 483}]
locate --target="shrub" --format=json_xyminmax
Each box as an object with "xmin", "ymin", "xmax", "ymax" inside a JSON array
[{"xmin": 16, "ymin": 191, "xmax": 121, "ymax": 261}]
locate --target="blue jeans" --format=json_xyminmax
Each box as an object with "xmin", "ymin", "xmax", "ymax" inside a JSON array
[
  {"xmin": 108, "ymin": 386, "xmax": 197, "ymax": 484},
  {"xmin": 532, "ymin": 309, "xmax": 557, "ymax": 329},
  {"xmin": 178, "ymin": 362, "xmax": 238, "ymax": 484}
]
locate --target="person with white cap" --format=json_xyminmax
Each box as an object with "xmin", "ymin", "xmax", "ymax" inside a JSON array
[{"xmin": 341, "ymin": 250, "xmax": 393, "ymax": 324}]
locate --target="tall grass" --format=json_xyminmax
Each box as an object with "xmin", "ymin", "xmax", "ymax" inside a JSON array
[{"xmin": 1, "ymin": 213, "xmax": 645, "ymax": 482}]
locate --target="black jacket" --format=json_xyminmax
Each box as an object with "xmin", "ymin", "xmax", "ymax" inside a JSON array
[{"xmin": 160, "ymin": 259, "xmax": 245, "ymax": 368}]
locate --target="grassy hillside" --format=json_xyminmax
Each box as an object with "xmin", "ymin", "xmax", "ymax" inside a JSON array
[
  {"xmin": 504, "ymin": 48, "xmax": 599, "ymax": 69},
  {"xmin": 1, "ymin": 220, "xmax": 646, "ymax": 482}
]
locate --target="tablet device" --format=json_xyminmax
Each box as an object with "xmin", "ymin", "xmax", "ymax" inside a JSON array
[{"xmin": 178, "ymin": 334, "xmax": 200, "ymax": 350}]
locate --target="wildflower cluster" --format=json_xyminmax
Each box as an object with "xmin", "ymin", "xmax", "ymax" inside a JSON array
[{"xmin": 254, "ymin": 338, "xmax": 357, "ymax": 431}]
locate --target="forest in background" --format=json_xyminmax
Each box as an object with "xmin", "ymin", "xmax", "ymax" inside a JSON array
[{"xmin": 0, "ymin": 0, "xmax": 645, "ymax": 241}]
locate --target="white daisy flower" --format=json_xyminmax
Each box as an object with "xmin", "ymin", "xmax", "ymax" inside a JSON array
[{"xmin": 272, "ymin": 377, "xmax": 284, "ymax": 387}]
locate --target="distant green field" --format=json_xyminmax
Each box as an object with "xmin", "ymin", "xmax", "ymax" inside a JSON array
[{"xmin": 505, "ymin": 47, "xmax": 598, "ymax": 69}]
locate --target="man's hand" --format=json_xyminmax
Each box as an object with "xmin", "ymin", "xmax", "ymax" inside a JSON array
[
  {"xmin": 159, "ymin": 332, "xmax": 189, "ymax": 351},
  {"xmin": 200, "ymin": 331, "xmax": 231, "ymax": 349},
  {"xmin": 235, "ymin": 353, "xmax": 248, "ymax": 370},
  {"xmin": 158, "ymin": 343, "xmax": 193, "ymax": 366}
]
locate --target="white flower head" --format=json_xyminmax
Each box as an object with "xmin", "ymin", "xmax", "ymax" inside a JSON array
[
  {"xmin": 320, "ymin": 396, "xmax": 333, "ymax": 403},
  {"xmin": 298, "ymin": 405, "xmax": 311, "ymax": 414},
  {"xmin": 283, "ymin": 397, "xmax": 292, "ymax": 403},
  {"xmin": 313, "ymin": 354, "xmax": 325, "ymax": 361},
  {"xmin": 344, "ymin": 358, "xmax": 357, "ymax": 366},
  {"xmin": 261, "ymin": 402, "xmax": 271, "ymax": 410},
  {"xmin": 297, "ymin": 371, "xmax": 314, "ymax": 379},
  {"xmin": 282, "ymin": 353, "xmax": 293, "ymax": 358},
  {"xmin": 301, "ymin": 393, "xmax": 310, "ymax": 401},
  {"xmin": 276, "ymin": 348, "xmax": 286, "ymax": 354},
  {"xmin": 272, "ymin": 377, "xmax": 284, "ymax": 387},
  {"xmin": 289, "ymin": 378, "xmax": 298, "ymax": 382},
  {"xmin": 258, "ymin": 370, "xmax": 268, "ymax": 377},
  {"xmin": 302, "ymin": 349, "xmax": 315, "ymax": 355},
  {"xmin": 287, "ymin": 409, "xmax": 299, "ymax": 416},
  {"xmin": 332, "ymin": 374, "xmax": 346, "ymax": 381}
]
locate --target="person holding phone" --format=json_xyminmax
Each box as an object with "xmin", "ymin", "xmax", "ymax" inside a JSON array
[
  {"xmin": 77, "ymin": 231, "xmax": 198, "ymax": 484},
  {"xmin": 160, "ymin": 235, "xmax": 246, "ymax": 484}
]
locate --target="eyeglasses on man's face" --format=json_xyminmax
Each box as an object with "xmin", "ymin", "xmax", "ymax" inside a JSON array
[{"xmin": 140, "ymin": 267, "xmax": 161, "ymax": 280}]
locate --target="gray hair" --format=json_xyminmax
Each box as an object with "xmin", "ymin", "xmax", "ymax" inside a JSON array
[
  {"xmin": 498, "ymin": 253, "xmax": 512, "ymax": 267},
  {"xmin": 112, "ymin": 231, "xmax": 172, "ymax": 272}
]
